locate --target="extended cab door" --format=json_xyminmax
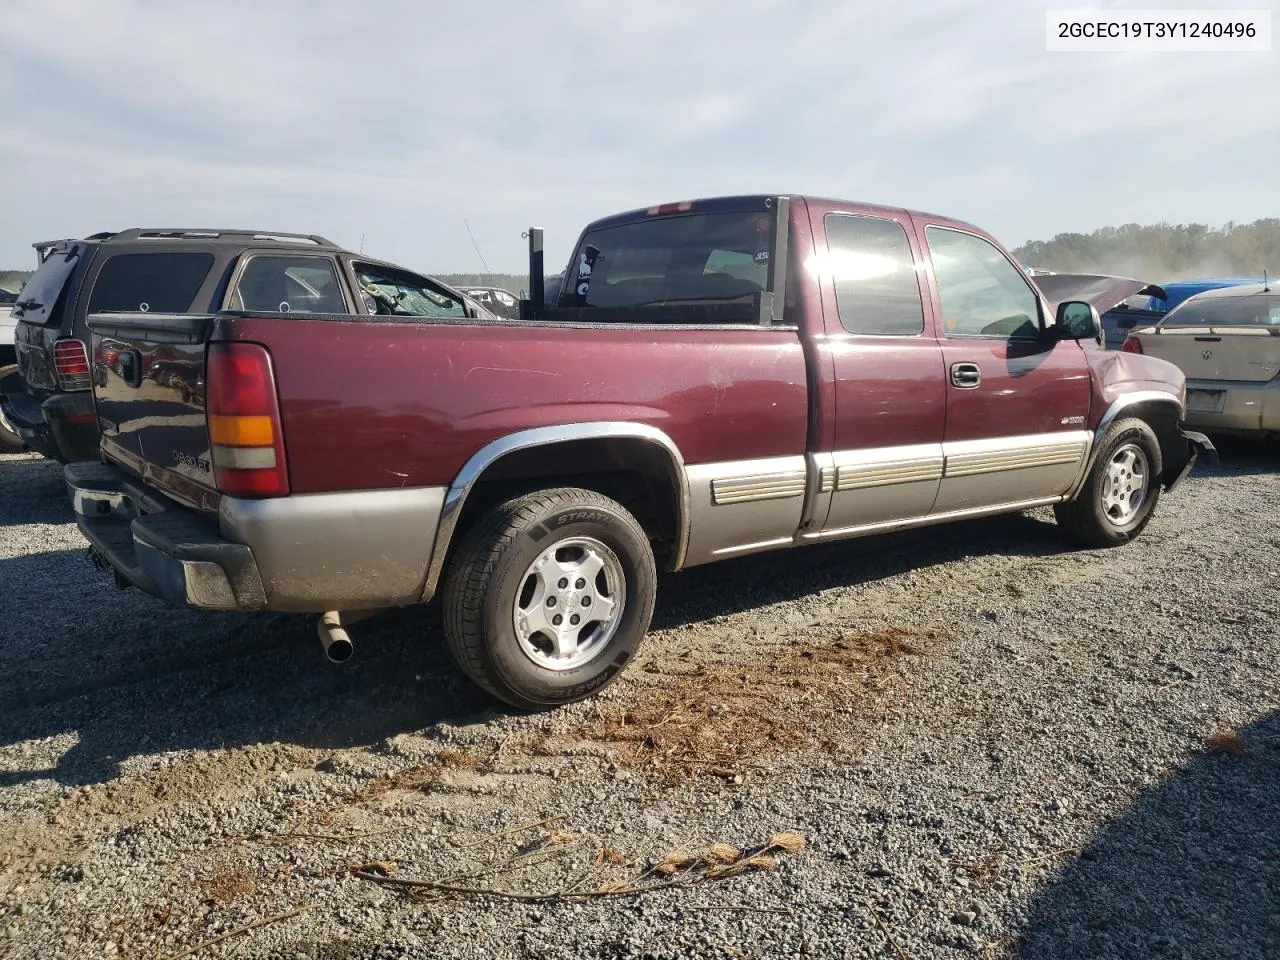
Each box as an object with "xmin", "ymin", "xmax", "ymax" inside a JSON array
[
  {"xmin": 808, "ymin": 206, "xmax": 947, "ymax": 537},
  {"xmin": 916, "ymin": 221, "xmax": 1092, "ymax": 513}
]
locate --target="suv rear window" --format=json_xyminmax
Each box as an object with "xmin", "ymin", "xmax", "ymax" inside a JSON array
[
  {"xmin": 87, "ymin": 252, "xmax": 214, "ymax": 314},
  {"xmin": 565, "ymin": 212, "xmax": 774, "ymax": 309},
  {"xmin": 12, "ymin": 245, "xmax": 84, "ymax": 326}
]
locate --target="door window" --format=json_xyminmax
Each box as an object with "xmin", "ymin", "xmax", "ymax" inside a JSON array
[
  {"xmin": 824, "ymin": 213, "xmax": 925, "ymax": 336},
  {"xmin": 926, "ymin": 228, "xmax": 1041, "ymax": 340}
]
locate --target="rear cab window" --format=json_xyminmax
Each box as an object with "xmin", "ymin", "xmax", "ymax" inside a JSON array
[
  {"xmin": 88, "ymin": 252, "xmax": 215, "ymax": 314},
  {"xmin": 824, "ymin": 213, "xmax": 925, "ymax": 336},
  {"xmin": 228, "ymin": 255, "xmax": 348, "ymax": 314},
  {"xmin": 562, "ymin": 201, "xmax": 777, "ymax": 312}
]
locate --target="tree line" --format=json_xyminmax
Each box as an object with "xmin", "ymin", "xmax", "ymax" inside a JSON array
[
  {"xmin": 1012, "ymin": 218, "xmax": 1280, "ymax": 280},
  {"xmin": 0, "ymin": 270, "xmax": 32, "ymax": 292},
  {"xmin": 5, "ymin": 219, "xmax": 1276, "ymax": 293}
]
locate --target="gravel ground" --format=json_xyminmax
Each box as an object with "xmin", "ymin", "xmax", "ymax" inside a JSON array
[{"xmin": 0, "ymin": 443, "xmax": 1277, "ymax": 960}]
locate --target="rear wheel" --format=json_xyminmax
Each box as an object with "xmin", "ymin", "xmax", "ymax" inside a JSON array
[
  {"xmin": 0, "ymin": 365, "xmax": 25, "ymax": 453},
  {"xmin": 441, "ymin": 487, "xmax": 657, "ymax": 709},
  {"xmin": 1055, "ymin": 417, "xmax": 1162, "ymax": 548}
]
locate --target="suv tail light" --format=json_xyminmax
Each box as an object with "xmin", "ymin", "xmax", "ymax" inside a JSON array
[
  {"xmin": 206, "ymin": 342, "xmax": 289, "ymax": 497},
  {"xmin": 1121, "ymin": 335, "xmax": 1143, "ymax": 354},
  {"xmin": 53, "ymin": 339, "xmax": 92, "ymax": 390}
]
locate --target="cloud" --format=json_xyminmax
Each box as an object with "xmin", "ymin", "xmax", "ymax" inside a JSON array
[{"xmin": 0, "ymin": 0, "xmax": 1275, "ymax": 272}]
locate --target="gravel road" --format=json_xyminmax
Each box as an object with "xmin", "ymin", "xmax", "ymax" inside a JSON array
[{"xmin": 1, "ymin": 444, "xmax": 1277, "ymax": 959}]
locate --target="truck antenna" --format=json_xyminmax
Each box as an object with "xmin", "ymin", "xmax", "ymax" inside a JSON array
[
  {"xmin": 1264, "ymin": 269, "xmax": 1270, "ymax": 292},
  {"xmin": 359, "ymin": 233, "xmax": 365, "ymax": 254},
  {"xmin": 464, "ymin": 219, "xmax": 492, "ymax": 275}
]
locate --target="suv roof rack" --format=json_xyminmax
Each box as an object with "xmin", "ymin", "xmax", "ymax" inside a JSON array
[{"xmin": 109, "ymin": 228, "xmax": 338, "ymax": 246}]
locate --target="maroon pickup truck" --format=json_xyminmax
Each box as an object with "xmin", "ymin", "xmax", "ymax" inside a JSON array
[{"xmin": 66, "ymin": 195, "xmax": 1212, "ymax": 708}]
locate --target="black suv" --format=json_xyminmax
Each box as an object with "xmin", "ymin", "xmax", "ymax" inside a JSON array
[{"xmin": 1, "ymin": 228, "xmax": 491, "ymax": 463}]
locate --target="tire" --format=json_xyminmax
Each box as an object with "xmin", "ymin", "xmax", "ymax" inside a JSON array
[
  {"xmin": 0, "ymin": 365, "xmax": 25, "ymax": 453},
  {"xmin": 441, "ymin": 487, "xmax": 657, "ymax": 709},
  {"xmin": 1055, "ymin": 417, "xmax": 1162, "ymax": 548}
]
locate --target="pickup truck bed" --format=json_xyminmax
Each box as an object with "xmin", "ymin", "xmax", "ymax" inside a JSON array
[{"xmin": 68, "ymin": 194, "xmax": 1212, "ymax": 708}]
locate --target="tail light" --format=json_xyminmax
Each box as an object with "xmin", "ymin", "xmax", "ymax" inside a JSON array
[
  {"xmin": 53, "ymin": 339, "xmax": 92, "ymax": 390},
  {"xmin": 645, "ymin": 200, "xmax": 695, "ymax": 216},
  {"xmin": 1121, "ymin": 335, "xmax": 1143, "ymax": 354},
  {"xmin": 206, "ymin": 342, "xmax": 289, "ymax": 497}
]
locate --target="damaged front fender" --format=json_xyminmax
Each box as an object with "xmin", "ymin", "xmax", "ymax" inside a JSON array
[{"xmin": 1162, "ymin": 429, "xmax": 1216, "ymax": 493}]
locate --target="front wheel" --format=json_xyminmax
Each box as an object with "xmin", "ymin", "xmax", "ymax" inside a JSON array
[
  {"xmin": 1055, "ymin": 417, "xmax": 1162, "ymax": 548},
  {"xmin": 441, "ymin": 487, "xmax": 657, "ymax": 709}
]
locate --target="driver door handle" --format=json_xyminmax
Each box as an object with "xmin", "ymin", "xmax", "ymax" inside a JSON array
[{"xmin": 950, "ymin": 362, "xmax": 981, "ymax": 389}]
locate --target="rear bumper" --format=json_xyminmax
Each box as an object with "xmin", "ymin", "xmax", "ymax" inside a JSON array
[
  {"xmin": 1, "ymin": 387, "xmax": 99, "ymax": 462},
  {"xmin": 66, "ymin": 462, "xmax": 267, "ymax": 610},
  {"xmin": 1183, "ymin": 378, "xmax": 1280, "ymax": 436},
  {"xmin": 66, "ymin": 461, "xmax": 448, "ymax": 613}
]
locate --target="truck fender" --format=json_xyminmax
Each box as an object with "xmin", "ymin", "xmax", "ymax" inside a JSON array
[
  {"xmin": 420, "ymin": 422, "xmax": 690, "ymax": 601},
  {"xmin": 1065, "ymin": 391, "xmax": 1186, "ymax": 501}
]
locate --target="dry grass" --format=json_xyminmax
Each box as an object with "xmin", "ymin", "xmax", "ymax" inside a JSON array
[
  {"xmin": 197, "ymin": 870, "xmax": 255, "ymax": 904},
  {"xmin": 355, "ymin": 831, "xmax": 807, "ymax": 902},
  {"xmin": 582, "ymin": 626, "xmax": 939, "ymax": 778},
  {"xmin": 948, "ymin": 852, "xmax": 1007, "ymax": 889},
  {"xmin": 348, "ymin": 748, "xmax": 490, "ymax": 804},
  {"xmin": 350, "ymin": 764, "xmax": 443, "ymax": 803},
  {"xmin": 1205, "ymin": 729, "xmax": 1249, "ymax": 756}
]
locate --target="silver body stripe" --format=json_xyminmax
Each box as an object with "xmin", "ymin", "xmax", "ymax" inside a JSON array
[
  {"xmin": 942, "ymin": 434, "xmax": 1089, "ymax": 478},
  {"xmin": 838, "ymin": 458, "xmax": 944, "ymax": 489},
  {"xmin": 711, "ymin": 471, "xmax": 806, "ymax": 505}
]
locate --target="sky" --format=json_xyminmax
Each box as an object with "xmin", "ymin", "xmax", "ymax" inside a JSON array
[{"xmin": 0, "ymin": 0, "xmax": 1276, "ymax": 275}]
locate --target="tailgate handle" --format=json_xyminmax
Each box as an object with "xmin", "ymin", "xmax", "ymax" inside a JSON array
[
  {"xmin": 1193, "ymin": 336, "xmax": 1221, "ymax": 342},
  {"xmin": 950, "ymin": 362, "xmax": 981, "ymax": 389},
  {"xmin": 119, "ymin": 349, "xmax": 142, "ymax": 388}
]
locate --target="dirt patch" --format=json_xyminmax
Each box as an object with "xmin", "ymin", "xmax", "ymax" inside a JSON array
[
  {"xmin": 581, "ymin": 626, "xmax": 940, "ymax": 778},
  {"xmin": 0, "ymin": 743, "xmax": 316, "ymax": 879},
  {"xmin": 339, "ymin": 747, "xmax": 493, "ymax": 809}
]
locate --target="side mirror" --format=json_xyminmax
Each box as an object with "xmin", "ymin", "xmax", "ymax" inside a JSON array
[{"xmin": 1055, "ymin": 300, "xmax": 1102, "ymax": 342}]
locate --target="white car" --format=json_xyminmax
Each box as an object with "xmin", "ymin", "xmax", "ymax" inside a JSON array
[
  {"xmin": 1122, "ymin": 282, "xmax": 1280, "ymax": 438},
  {"xmin": 0, "ymin": 288, "xmax": 22, "ymax": 451}
]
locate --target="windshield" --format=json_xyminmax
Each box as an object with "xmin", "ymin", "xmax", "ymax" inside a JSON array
[
  {"xmin": 564, "ymin": 211, "xmax": 774, "ymax": 309},
  {"xmin": 1162, "ymin": 292, "xmax": 1280, "ymax": 327}
]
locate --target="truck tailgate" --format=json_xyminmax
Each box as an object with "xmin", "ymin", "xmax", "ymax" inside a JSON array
[{"xmin": 88, "ymin": 312, "xmax": 219, "ymax": 509}]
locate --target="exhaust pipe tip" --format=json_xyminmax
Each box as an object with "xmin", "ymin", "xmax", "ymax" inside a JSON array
[
  {"xmin": 324, "ymin": 636, "xmax": 354, "ymax": 664},
  {"xmin": 318, "ymin": 611, "xmax": 354, "ymax": 664}
]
